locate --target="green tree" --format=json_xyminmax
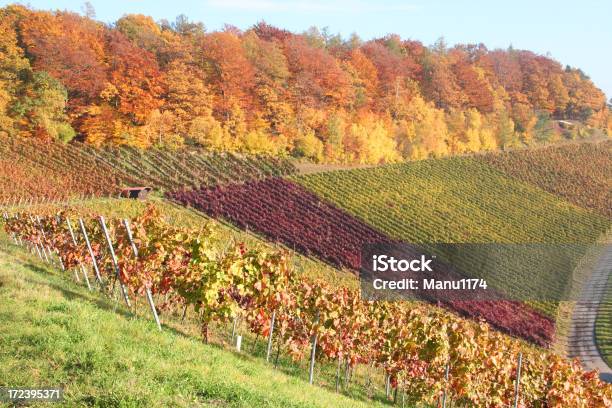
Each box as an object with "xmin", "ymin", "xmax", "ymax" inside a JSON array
[{"xmin": 12, "ymin": 71, "xmax": 75, "ymax": 141}]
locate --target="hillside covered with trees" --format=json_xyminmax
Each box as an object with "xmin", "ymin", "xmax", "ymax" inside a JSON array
[{"xmin": 0, "ymin": 4, "xmax": 610, "ymax": 163}]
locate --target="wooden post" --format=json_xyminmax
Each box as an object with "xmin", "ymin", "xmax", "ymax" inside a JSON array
[
  {"xmin": 99, "ymin": 216, "xmax": 131, "ymax": 308},
  {"xmin": 66, "ymin": 218, "xmax": 92, "ymax": 291},
  {"xmin": 236, "ymin": 335, "xmax": 242, "ymax": 352},
  {"xmin": 32, "ymin": 221, "xmax": 50, "ymax": 263},
  {"xmin": 78, "ymin": 218, "xmax": 103, "ymax": 285},
  {"xmin": 230, "ymin": 316, "xmax": 238, "ymax": 342},
  {"xmin": 309, "ymin": 333, "xmax": 318, "ymax": 385},
  {"xmin": 266, "ymin": 310, "xmax": 276, "ymax": 362},
  {"xmin": 38, "ymin": 238, "xmax": 50, "ymax": 263},
  {"xmin": 80, "ymin": 264, "xmax": 92, "ymax": 290},
  {"xmin": 122, "ymin": 218, "xmax": 161, "ymax": 330},
  {"xmin": 514, "ymin": 352, "xmax": 523, "ymax": 408},
  {"xmin": 385, "ymin": 373, "xmax": 391, "ymax": 399}
]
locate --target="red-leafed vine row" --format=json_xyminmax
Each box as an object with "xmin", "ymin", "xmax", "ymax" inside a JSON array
[{"xmin": 2, "ymin": 207, "xmax": 610, "ymax": 406}]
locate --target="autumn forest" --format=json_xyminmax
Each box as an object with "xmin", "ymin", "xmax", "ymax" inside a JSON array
[{"xmin": 0, "ymin": 5, "xmax": 610, "ymax": 163}]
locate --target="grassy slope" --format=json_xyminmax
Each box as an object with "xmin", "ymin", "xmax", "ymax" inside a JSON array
[{"xmin": 0, "ymin": 240, "xmax": 387, "ymax": 408}]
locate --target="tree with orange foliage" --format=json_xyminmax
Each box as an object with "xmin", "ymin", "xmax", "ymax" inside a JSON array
[
  {"xmin": 347, "ymin": 49, "xmax": 379, "ymax": 109},
  {"xmin": 19, "ymin": 10, "xmax": 107, "ymax": 105},
  {"xmin": 105, "ymin": 30, "xmax": 164, "ymax": 125},
  {"xmin": 243, "ymin": 31, "xmax": 294, "ymax": 135},
  {"xmin": 284, "ymin": 36, "xmax": 353, "ymax": 110},
  {"xmin": 0, "ymin": 7, "xmax": 30, "ymax": 135},
  {"xmin": 199, "ymin": 31, "xmax": 255, "ymax": 125}
]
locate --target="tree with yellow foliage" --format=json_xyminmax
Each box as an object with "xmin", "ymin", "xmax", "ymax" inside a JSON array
[{"xmin": 397, "ymin": 95, "xmax": 449, "ymax": 160}]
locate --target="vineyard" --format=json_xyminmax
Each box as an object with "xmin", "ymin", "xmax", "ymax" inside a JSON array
[
  {"xmin": 294, "ymin": 157, "xmax": 609, "ymax": 245},
  {"xmin": 1, "ymin": 2, "xmax": 610, "ymax": 404},
  {"xmin": 2, "ymin": 207, "xmax": 611, "ymax": 407},
  {"xmin": 167, "ymin": 178, "xmax": 562, "ymax": 345},
  {"xmin": 168, "ymin": 178, "xmax": 392, "ymax": 271},
  {"xmin": 0, "ymin": 136, "xmax": 296, "ymax": 202},
  {"xmin": 481, "ymin": 140, "xmax": 612, "ymax": 218},
  {"xmin": 164, "ymin": 144, "xmax": 610, "ymax": 346},
  {"xmin": 79, "ymin": 145, "xmax": 297, "ymax": 191},
  {"xmin": 0, "ymin": 135, "xmax": 137, "ymax": 200},
  {"xmin": 0, "ymin": 137, "xmax": 610, "ymax": 405}
]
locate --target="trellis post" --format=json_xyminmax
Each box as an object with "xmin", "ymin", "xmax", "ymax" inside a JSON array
[
  {"xmin": 309, "ymin": 332, "xmax": 318, "ymax": 385},
  {"xmin": 266, "ymin": 310, "xmax": 276, "ymax": 362},
  {"xmin": 66, "ymin": 218, "xmax": 92, "ymax": 291},
  {"xmin": 230, "ymin": 316, "xmax": 238, "ymax": 342},
  {"xmin": 14, "ymin": 214, "xmax": 24, "ymax": 247},
  {"xmin": 34, "ymin": 242, "xmax": 43, "ymax": 260},
  {"xmin": 308, "ymin": 313, "xmax": 320, "ymax": 385},
  {"xmin": 56, "ymin": 249, "xmax": 65, "ymax": 271},
  {"xmin": 99, "ymin": 216, "xmax": 131, "ymax": 308},
  {"xmin": 514, "ymin": 352, "xmax": 523, "ymax": 408},
  {"xmin": 122, "ymin": 218, "xmax": 161, "ymax": 330},
  {"xmin": 442, "ymin": 363, "xmax": 450, "ymax": 408},
  {"xmin": 78, "ymin": 218, "xmax": 103, "ymax": 285},
  {"xmin": 385, "ymin": 371, "xmax": 392, "ymax": 399}
]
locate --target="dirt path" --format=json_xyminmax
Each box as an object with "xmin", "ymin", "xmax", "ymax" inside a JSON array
[{"xmin": 568, "ymin": 245, "xmax": 612, "ymax": 383}]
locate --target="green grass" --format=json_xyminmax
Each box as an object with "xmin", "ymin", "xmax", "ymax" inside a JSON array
[
  {"xmin": 0, "ymin": 239, "xmax": 390, "ymax": 408},
  {"xmin": 596, "ymin": 273, "xmax": 612, "ymax": 368}
]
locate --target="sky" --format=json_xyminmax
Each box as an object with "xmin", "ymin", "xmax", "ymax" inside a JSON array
[{"xmin": 4, "ymin": 0, "xmax": 611, "ymax": 99}]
